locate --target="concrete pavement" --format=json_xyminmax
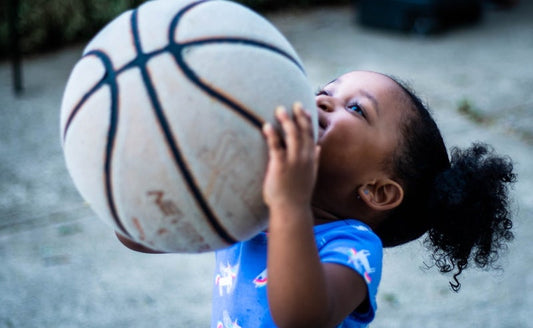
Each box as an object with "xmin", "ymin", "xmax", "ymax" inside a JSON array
[{"xmin": 1, "ymin": 2, "xmax": 532, "ymax": 327}]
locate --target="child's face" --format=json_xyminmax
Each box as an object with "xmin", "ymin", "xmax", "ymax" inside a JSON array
[{"xmin": 312, "ymin": 71, "xmax": 408, "ymax": 217}]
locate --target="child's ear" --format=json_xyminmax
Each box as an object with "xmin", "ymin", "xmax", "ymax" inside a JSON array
[{"xmin": 358, "ymin": 179, "xmax": 404, "ymax": 212}]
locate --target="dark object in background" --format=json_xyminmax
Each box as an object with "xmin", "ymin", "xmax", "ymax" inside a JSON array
[
  {"xmin": 8, "ymin": 0, "xmax": 23, "ymax": 94},
  {"xmin": 356, "ymin": 0, "xmax": 483, "ymax": 35}
]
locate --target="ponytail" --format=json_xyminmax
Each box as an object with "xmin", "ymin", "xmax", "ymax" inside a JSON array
[{"xmin": 426, "ymin": 143, "xmax": 515, "ymax": 291}]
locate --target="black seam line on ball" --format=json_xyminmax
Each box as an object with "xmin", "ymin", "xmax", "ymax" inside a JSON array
[
  {"xmin": 62, "ymin": 80, "xmax": 102, "ymax": 142},
  {"xmin": 76, "ymin": 49, "xmax": 132, "ymax": 238},
  {"xmin": 183, "ymin": 37, "xmax": 305, "ymax": 74},
  {"xmin": 131, "ymin": 7, "xmax": 238, "ymax": 245}
]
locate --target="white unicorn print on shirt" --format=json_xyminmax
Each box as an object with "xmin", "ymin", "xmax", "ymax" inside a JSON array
[{"xmin": 215, "ymin": 262, "xmax": 238, "ymax": 296}]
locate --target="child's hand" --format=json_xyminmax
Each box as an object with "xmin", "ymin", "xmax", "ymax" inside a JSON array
[{"xmin": 262, "ymin": 103, "xmax": 321, "ymax": 210}]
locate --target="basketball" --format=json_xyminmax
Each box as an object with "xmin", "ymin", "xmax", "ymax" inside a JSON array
[{"xmin": 59, "ymin": 0, "xmax": 317, "ymax": 252}]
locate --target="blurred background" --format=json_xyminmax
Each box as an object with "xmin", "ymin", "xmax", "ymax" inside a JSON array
[
  {"xmin": 1, "ymin": 0, "xmax": 532, "ymax": 327},
  {"xmin": 0, "ymin": 0, "xmax": 346, "ymax": 59}
]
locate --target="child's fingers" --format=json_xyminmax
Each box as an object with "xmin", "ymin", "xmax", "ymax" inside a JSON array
[
  {"xmin": 262, "ymin": 123, "xmax": 284, "ymax": 159},
  {"xmin": 275, "ymin": 106, "xmax": 299, "ymax": 157},
  {"xmin": 293, "ymin": 102, "xmax": 314, "ymax": 136},
  {"xmin": 293, "ymin": 103, "xmax": 315, "ymax": 151}
]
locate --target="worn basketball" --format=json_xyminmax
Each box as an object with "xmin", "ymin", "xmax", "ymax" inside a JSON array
[{"xmin": 59, "ymin": 0, "xmax": 317, "ymax": 252}]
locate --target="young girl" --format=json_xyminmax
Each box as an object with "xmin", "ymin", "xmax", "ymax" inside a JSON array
[{"xmin": 118, "ymin": 70, "xmax": 516, "ymax": 328}]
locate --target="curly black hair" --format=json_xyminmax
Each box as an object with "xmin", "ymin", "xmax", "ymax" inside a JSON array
[{"xmin": 374, "ymin": 77, "xmax": 516, "ymax": 291}]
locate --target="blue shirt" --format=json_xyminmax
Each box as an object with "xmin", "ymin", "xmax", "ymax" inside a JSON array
[{"xmin": 211, "ymin": 219, "xmax": 383, "ymax": 328}]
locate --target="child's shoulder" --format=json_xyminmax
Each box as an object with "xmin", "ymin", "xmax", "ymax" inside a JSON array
[
  {"xmin": 314, "ymin": 219, "xmax": 383, "ymax": 249},
  {"xmin": 314, "ymin": 219, "xmax": 375, "ymax": 234}
]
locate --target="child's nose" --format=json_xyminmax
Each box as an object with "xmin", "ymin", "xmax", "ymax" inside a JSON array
[{"xmin": 316, "ymin": 95, "xmax": 334, "ymax": 112}]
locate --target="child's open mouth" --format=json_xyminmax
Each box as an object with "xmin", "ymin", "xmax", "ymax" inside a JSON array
[{"xmin": 318, "ymin": 113, "xmax": 329, "ymax": 138}]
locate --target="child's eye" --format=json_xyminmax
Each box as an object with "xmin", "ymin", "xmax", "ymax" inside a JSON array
[{"xmin": 347, "ymin": 103, "xmax": 365, "ymax": 117}]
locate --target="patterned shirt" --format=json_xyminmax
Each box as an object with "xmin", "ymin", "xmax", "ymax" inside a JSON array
[{"xmin": 211, "ymin": 219, "xmax": 383, "ymax": 328}]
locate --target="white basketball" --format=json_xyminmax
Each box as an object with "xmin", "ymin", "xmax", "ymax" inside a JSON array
[{"xmin": 60, "ymin": 0, "xmax": 317, "ymax": 252}]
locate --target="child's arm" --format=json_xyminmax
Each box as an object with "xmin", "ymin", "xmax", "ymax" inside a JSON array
[{"xmin": 262, "ymin": 105, "xmax": 368, "ymax": 328}]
